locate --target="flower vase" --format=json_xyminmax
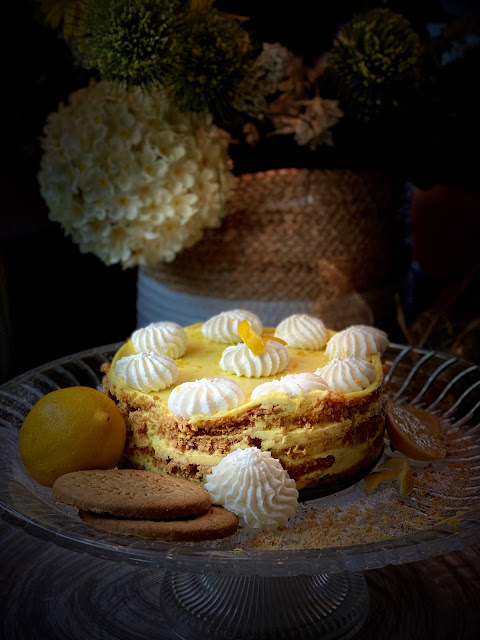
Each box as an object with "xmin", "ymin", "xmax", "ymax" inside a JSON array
[{"xmin": 137, "ymin": 168, "xmax": 412, "ymax": 334}]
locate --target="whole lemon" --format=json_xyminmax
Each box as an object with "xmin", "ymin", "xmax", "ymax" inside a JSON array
[{"xmin": 19, "ymin": 386, "xmax": 127, "ymax": 487}]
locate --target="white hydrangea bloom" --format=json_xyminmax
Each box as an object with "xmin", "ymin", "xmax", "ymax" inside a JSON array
[{"xmin": 38, "ymin": 80, "xmax": 236, "ymax": 268}]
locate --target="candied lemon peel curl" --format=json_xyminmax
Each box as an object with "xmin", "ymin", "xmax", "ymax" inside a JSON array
[
  {"xmin": 238, "ymin": 320, "xmax": 265, "ymax": 355},
  {"xmin": 238, "ymin": 320, "xmax": 288, "ymax": 355}
]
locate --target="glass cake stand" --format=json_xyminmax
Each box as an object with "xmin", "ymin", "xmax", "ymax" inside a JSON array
[{"xmin": 0, "ymin": 344, "xmax": 479, "ymax": 639}]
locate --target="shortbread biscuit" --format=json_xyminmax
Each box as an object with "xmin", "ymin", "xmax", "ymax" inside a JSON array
[
  {"xmin": 52, "ymin": 469, "xmax": 211, "ymax": 519},
  {"xmin": 79, "ymin": 506, "xmax": 239, "ymax": 541}
]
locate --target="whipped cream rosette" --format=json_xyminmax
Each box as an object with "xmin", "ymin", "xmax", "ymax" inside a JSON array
[
  {"xmin": 115, "ymin": 352, "xmax": 178, "ymax": 393},
  {"xmin": 205, "ymin": 447, "xmax": 299, "ymax": 530},
  {"xmin": 202, "ymin": 309, "xmax": 263, "ymax": 344},
  {"xmin": 325, "ymin": 325, "xmax": 388, "ymax": 360},
  {"xmin": 219, "ymin": 340, "xmax": 289, "ymax": 378},
  {"xmin": 274, "ymin": 314, "xmax": 328, "ymax": 350},
  {"xmin": 251, "ymin": 372, "xmax": 330, "ymax": 400},
  {"xmin": 131, "ymin": 321, "xmax": 188, "ymax": 359},
  {"xmin": 168, "ymin": 377, "xmax": 245, "ymax": 419},
  {"xmin": 315, "ymin": 356, "xmax": 377, "ymax": 393}
]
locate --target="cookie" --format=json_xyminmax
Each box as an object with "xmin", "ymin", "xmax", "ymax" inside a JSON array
[
  {"xmin": 52, "ymin": 469, "xmax": 211, "ymax": 519},
  {"xmin": 79, "ymin": 506, "xmax": 239, "ymax": 542}
]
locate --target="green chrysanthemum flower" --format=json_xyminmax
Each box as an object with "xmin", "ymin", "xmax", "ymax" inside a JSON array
[
  {"xmin": 169, "ymin": 8, "xmax": 254, "ymax": 117},
  {"xmin": 328, "ymin": 8, "xmax": 423, "ymax": 121},
  {"xmin": 78, "ymin": 0, "xmax": 177, "ymax": 90}
]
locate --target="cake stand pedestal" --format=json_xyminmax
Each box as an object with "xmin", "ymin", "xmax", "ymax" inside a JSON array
[
  {"xmin": 2, "ymin": 519, "xmax": 480, "ymax": 640},
  {"xmin": 161, "ymin": 571, "xmax": 368, "ymax": 640}
]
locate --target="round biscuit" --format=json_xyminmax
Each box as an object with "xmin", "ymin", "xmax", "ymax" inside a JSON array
[
  {"xmin": 79, "ymin": 506, "xmax": 239, "ymax": 541},
  {"xmin": 52, "ymin": 469, "xmax": 211, "ymax": 519}
]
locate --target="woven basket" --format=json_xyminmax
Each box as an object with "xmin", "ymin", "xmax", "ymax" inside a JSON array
[{"xmin": 139, "ymin": 168, "xmax": 412, "ymax": 331}]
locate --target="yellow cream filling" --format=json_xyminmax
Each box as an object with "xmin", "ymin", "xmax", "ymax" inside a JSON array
[{"xmin": 129, "ymin": 434, "xmax": 378, "ymax": 489}]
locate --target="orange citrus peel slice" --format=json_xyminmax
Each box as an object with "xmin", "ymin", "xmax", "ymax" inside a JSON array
[
  {"xmin": 386, "ymin": 403, "xmax": 446, "ymax": 461},
  {"xmin": 383, "ymin": 456, "xmax": 415, "ymax": 495},
  {"xmin": 364, "ymin": 469, "xmax": 396, "ymax": 494},
  {"xmin": 238, "ymin": 320, "xmax": 265, "ymax": 355},
  {"xmin": 364, "ymin": 456, "xmax": 414, "ymax": 496},
  {"xmin": 403, "ymin": 406, "xmax": 442, "ymax": 438}
]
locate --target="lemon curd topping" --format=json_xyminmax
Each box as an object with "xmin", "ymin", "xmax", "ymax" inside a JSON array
[{"xmin": 110, "ymin": 324, "xmax": 382, "ymax": 408}]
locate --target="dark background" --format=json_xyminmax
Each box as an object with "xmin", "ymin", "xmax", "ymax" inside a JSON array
[
  {"xmin": 1, "ymin": 0, "xmax": 480, "ymax": 384},
  {"xmin": 1, "ymin": 1, "xmax": 138, "ymax": 382}
]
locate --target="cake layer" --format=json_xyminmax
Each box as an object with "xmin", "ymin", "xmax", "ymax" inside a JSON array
[{"xmin": 102, "ymin": 322, "xmax": 386, "ymax": 489}]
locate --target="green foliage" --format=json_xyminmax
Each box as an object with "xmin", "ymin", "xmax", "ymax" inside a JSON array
[
  {"xmin": 327, "ymin": 8, "xmax": 423, "ymax": 122},
  {"xmin": 78, "ymin": 0, "xmax": 177, "ymax": 90},
  {"xmin": 168, "ymin": 7, "xmax": 254, "ymax": 117},
  {"xmin": 75, "ymin": 1, "xmax": 254, "ymax": 116}
]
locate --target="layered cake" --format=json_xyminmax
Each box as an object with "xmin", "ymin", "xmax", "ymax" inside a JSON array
[{"xmin": 101, "ymin": 310, "xmax": 388, "ymax": 490}]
